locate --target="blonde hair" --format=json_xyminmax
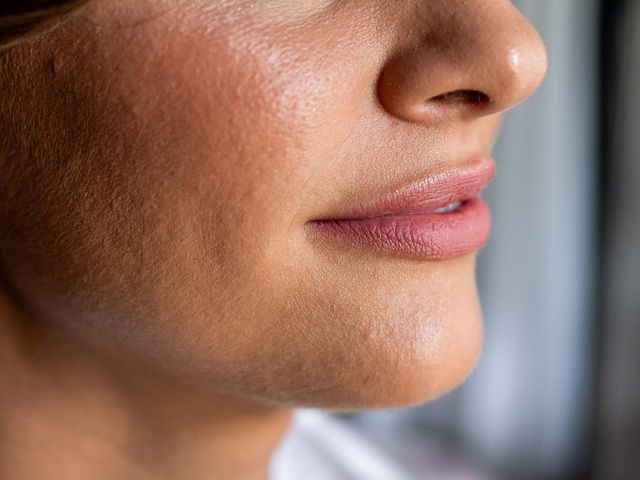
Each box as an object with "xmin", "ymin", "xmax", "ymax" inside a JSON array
[{"xmin": 0, "ymin": 0, "xmax": 89, "ymax": 51}]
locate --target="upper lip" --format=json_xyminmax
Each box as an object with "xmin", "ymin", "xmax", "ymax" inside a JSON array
[{"xmin": 315, "ymin": 156, "xmax": 495, "ymax": 221}]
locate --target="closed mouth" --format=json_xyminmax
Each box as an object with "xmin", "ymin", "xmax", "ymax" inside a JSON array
[{"xmin": 305, "ymin": 157, "xmax": 495, "ymax": 260}]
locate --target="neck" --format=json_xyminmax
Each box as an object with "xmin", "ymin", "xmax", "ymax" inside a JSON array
[{"xmin": 0, "ymin": 292, "xmax": 293, "ymax": 480}]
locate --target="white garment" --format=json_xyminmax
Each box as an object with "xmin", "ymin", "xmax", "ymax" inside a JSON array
[{"xmin": 270, "ymin": 410, "xmax": 497, "ymax": 480}]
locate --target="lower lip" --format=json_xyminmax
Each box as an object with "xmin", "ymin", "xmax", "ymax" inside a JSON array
[{"xmin": 306, "ymin": 197, "xmax": 491, "ymax": 260}]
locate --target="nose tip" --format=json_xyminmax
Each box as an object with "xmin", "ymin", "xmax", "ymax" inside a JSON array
[
  {"xmin": 483, "ymin": 37, "xmax": 549, "ymax": 115},
  {"xmin": 377, "ymin": 3, "xmax": 548, "ymax": 124}
]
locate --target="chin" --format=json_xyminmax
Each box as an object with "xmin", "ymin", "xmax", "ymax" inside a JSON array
[
  {"xmin": 308, "ymin": 304, "xmax": 484, "ymax": 411},
  {"xmin": 241, "ymin": 253, "xmax": 486, "ymax": 411}
]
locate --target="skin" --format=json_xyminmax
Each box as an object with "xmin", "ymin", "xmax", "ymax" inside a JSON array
[{"xmin": 0, "ymin": 1, "xmax": 547, "ymax": 479}]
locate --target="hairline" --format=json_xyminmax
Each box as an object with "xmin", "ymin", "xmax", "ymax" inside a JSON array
[{"xmin": 0, "ymin": 0, "xmax": 91, "ymax": 51}]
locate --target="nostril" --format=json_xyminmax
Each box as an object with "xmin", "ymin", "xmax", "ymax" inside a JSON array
[{"xmin": 429, "ymin": 89, "xmax": 491, "ymax": 107}]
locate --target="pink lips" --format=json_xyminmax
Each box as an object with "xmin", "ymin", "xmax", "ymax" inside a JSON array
[{"xmin": 306, "ymin": 158, "xmax": 495, "ymax": 260}]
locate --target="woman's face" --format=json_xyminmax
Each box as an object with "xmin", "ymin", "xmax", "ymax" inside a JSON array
[{"xmin": 0, "ymin": 0, "xmax": 546, "ymax": 408}]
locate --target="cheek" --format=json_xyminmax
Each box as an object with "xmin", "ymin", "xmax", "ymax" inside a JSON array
[
  {"xmin": 2, "ymin": 10, "xmax": 364, "ymax": 367},
  {"xmin": 1, "ymin": 5, "xmax": 484, "ymax": 409}
]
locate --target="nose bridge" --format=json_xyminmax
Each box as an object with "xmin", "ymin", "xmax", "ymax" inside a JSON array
[{"xmin": 377, "ymin": 0, "xmax": 548, "ymax": 123}]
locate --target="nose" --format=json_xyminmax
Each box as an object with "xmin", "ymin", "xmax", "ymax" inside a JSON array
[{"xmin": 377, "ymin": 1, "xmax": 548, "ymax": 124}]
